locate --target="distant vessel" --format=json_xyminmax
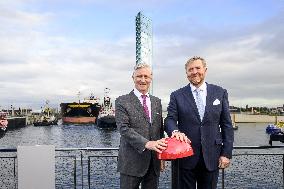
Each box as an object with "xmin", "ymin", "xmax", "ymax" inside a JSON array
[
  {"xmin": 60, "ymin": 92, "xmax": 101, "ymax": 124},
  {"xmin": 233, "ymin": 123, "xmax": 238, "ymax": 130},
  {"xmin": 97, "ymin": 88, "xmax": 116, "ymax": 128},
  {"xmin": 33, "ymin": 101, "xmax": 58, "ymax": 126},
  {"xmin": 266, "ymin": 124, "xmax": 282, "ymax": 134},
  {"xmin": 266, "ymin": 122, "xmax": 284, "ymax": 145}
]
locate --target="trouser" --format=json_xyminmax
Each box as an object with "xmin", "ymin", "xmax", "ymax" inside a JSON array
[
  {"xmin": 179, "ymin": 153, "xmax": 219, "ymax": 189},
  {"xmin": 120, "ymin": 159, "xmax": 158, "ymax": 189}
]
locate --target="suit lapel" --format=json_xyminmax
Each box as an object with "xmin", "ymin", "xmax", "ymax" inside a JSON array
[
  {"xmin": 203, "ymin": 83, "xmax": 214, "ymax": 122},
  {"xmin": 183, "ymin": 84, "xmax": 200, "ymax": 121},
  {"xmin": 150, "ymin": 96, "xmax": 158, "ymax": 123}
]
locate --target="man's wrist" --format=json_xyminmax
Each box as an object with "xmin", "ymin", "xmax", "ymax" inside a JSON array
[{"xmin": 172, "ymin": 130, "xmax": 179, "ymax": 135}]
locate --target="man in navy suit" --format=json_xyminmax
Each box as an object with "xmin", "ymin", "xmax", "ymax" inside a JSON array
[{"xmin": 165, "ymin": 56, "xmax": 234, "ymax": 189}]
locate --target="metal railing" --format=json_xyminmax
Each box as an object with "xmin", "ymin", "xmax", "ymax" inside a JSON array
[{"xmin": 0, "ymin": 146, "xmax": 283, "ymax": 189}]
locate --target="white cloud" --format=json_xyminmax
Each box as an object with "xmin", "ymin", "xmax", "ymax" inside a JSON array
[
  {"xmin": 0, "ymin": 1, "xmax": 283, "ymax": 110},
  {"xmin": 153, "ymin": 26, "xmax": 284, "ymax": 108}
]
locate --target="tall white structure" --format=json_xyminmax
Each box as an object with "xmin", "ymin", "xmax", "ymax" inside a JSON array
[{"xmin": 135, "ymin": 12, "xmax": 153, "ymax": 94}]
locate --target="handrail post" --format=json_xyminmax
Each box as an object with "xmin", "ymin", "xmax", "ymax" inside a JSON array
[
  {"xmin": 88, "ymin": 156, "xmax": 91, "ymax": 189},
  {"xmin": 171, "ymin": 159, "xmax": 179, "ymax": 189},
  {"xmin": 222, "ymin": 168, "xmax": 225, "ymax": 189},
  {"xmin": 74, "ymin": 156, "xmax": 77, "ymax": 189},
  {"xmin": 81, "ymin": 151, "xmax": 83, "ymax": 189},
  {"xmin": 14, "ymin": 157, "xmax": 16, "ymax": 189}
]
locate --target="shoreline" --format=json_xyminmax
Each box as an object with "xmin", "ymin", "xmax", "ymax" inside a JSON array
[{"xmin": 231, "ymin": 114, "xmax": 284, "ymax": 123}]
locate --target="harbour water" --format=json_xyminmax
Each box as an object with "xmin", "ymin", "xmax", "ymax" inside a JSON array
[
  {"xmin": 0, "ymin": 122, "xmax": 120, "ymax": 149},
  {"xmin": 0, "ymin": 122, "xmax": 283, "ymax": 188},
  {"xmin": 0, "ymin": 122, "xmax": 278, "ymax": 148}
]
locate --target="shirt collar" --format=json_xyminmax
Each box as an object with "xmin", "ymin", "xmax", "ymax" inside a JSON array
[
  {"xmin": 190, "ymin": 82, "xmax": 207, "ymax": 92},
  {"xmin": 133, "ymin": 88, "xmax": 149, "ymax": 98}
]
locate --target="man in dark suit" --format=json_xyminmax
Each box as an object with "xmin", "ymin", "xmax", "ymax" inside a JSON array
[
  {"xmin": 165, "ymin": 56, "xmax": 234, "ymax": 189},
  {"xmin": 115, "ymin": 63, "xmax": 167, "ymax": 189}
]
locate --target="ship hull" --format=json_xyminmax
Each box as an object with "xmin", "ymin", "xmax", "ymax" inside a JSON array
[
  {"xmin": 34, "ymin": 120, "xmax": 58, "ymax": 126},
  {"xmin": 7, "ymin": 117, "xmax": 26, "ymax": 129},
  {"xmin": 97, "ymin": 115, "xmax": 116, "ymax": 128},
  {"xmin": 62, "ymin": 117, "xmax": 97, "ymax": 124},
  {"xmin": 60, "ymin": 102, "xmax": 100, "ymax": 124}
]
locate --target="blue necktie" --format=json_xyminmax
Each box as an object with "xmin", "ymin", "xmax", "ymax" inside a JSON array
[{"xmin": 195, "ymin": 88, "xmax": 205, "ymax": 121}]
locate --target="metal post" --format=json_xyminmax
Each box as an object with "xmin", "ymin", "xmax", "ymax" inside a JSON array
[
  {"xmin": 222, "ymin": 168, "xmax": 225, "ymax": 189},
  {"xmin": 88, "ymin": 157, "xmax": 91, "ymax": 189},
  {"xmin": 74, "ymin": 157, "xmax": 77, "ymax": 189},
  {"xmin": 282, "ymin": 155, "xmax": 284, "ymax": 188},
  {"xmin": 81, "ymin": 151, "xmax": 83, "ymax": 189},
  {"xmin": 171, "ymin": 160, "xmax": 179, "ymax": 189},
  {"xmin": 14, "ymin": 157, "xmax": 16, "ymax": 189}
]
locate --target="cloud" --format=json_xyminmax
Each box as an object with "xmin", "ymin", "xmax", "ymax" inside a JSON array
[
  {"xmin": 0, "ymin": 1, "xmax": 283, "ymax": 110},
  {"xmin": 0, "ymin": 35, "xmax": 136, "ymax": 108},
  {"xmin": 152, "ymin": 12, "xmax": 284, "ymax": 108}
]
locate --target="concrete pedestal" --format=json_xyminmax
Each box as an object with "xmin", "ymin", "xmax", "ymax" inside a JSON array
[{"xmin": 17, "ymin": 145, "xmax": 55, "ymax": 189}]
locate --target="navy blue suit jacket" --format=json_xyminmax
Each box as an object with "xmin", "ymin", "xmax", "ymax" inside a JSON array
[{"xmin": 165, "ymin": 83, "xmax": 234, "ymax": 171}]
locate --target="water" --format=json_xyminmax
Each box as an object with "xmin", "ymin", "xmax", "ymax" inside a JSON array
[
  {"xmin": 233, "ymin": 123, "xmax": 271, "ymax": 146},
  {"xmin": 1, "ymin": 123, "xmax": 120, "ymax": 148},
  {"xmin": 1, "ymin": 122, "xmax": 283, "ymax": 189},
  {"xmin": 1, "ymin": 122, "xmax": 277, "ymax": 148}
]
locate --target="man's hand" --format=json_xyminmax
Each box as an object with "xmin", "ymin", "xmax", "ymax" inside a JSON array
[
  {"xmin": 171, "ymin": 131, "xmax": 190, "ymax": 143},
  {"xmin": 145, "ymin": 138, "xmax": 167, "ymax": 153},
  {"xmin": 218, "ymin": 156, "xmax": 230, "ymax": 169}
]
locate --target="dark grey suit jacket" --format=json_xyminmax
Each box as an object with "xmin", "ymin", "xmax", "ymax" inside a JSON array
[
  {"xmin": 165, "ymin": 83, "xmax": 234, "ymax": 171},
  {"xmin": 115, "ymin": 91, "xmax": 163, "ymax": 177}
]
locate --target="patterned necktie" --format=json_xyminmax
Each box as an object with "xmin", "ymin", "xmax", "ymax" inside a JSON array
[
  {"xmin": 195, "ymin": 88, "xmax": 205, "ymax": 121},
  {"xmin": 141, "ymin": 95, "xmax": 150, "ymax": 119}
]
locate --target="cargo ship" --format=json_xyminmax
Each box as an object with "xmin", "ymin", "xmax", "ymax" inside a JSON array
[{"xmin": 60, "ymin": 93, "xmax": 101, "ymax": 124}]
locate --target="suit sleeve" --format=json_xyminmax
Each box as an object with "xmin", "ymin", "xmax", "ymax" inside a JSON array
[
  {"xmin": 115, "ymin": 98, "xmax": 149, "ymax": 154},
  {"xmin": 164, "ymin": 92, "xmax": 179, "ymax": 137},
  {"xmin": 220, "ymin": 90, "xmax": 234, "ymax": 159}
]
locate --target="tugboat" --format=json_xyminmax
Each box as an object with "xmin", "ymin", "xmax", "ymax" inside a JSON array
[
  {"xmin": 60, "ymin": 92, "xmax": 101, "ymax": 124},
  {"xmin": 266, "ymin": 122, "xmax": 284, "ymax": 145},
  {"xmin": 97, "ymin": 88, "xmax": 116, "ymax": 129},
  {"xmin": 33, "ymin": 101, "xmax": 58, "ymax": 126},
  {"xmin": 269, "ymin": 131, "xmax": 284, "ymax": 145}
]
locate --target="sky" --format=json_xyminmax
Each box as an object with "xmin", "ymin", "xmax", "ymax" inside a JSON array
[{"xmin": 0, "ymin": 0, "xmax": 283, "ymax": 110}]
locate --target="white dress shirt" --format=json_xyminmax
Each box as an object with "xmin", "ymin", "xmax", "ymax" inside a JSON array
[
  {"xmin": 190, "ymin": 82, "xmax": 207, "ymax": 108},
  {"xmin": 133, "ymin": 88, "xmax": 152, "ymax": 122}
]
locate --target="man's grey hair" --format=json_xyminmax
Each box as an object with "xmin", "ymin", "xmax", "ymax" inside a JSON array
[
  {"xmin": 132, "ymin": 62, "xmax": 152, "ymax": 76},
  {"xmin": 185, "ymin": 56, "xmax": 207, "ymax": 70}
]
